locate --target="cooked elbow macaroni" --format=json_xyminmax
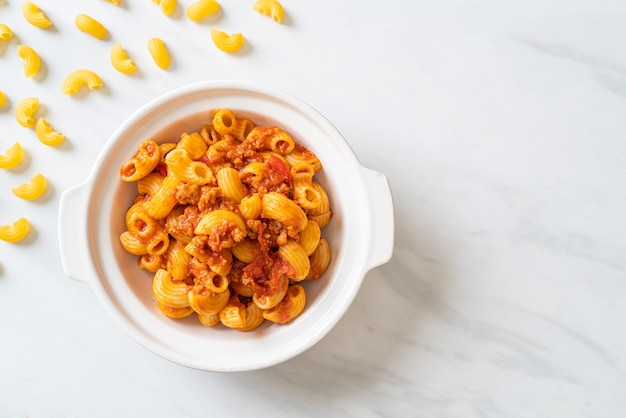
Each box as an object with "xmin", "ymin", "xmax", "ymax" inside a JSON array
[
  {"xmin": 119, "ymin": 109, "xmax": 333, "ymax": 330},
  {"xmin": 186, "ymin": 0, "xmax": 220, "ymax": 22},
  {"xmin": 147, "ymin": 37, "xmax": 171, "ymax": 70},
  {"xmin": 15, "ymin": 97, "xmax": 39, "ymax": 128},
  {"xmin": 17, "ymin": 45, "xmax": 41, "ymax": 78},
  {"xmin": 12, "ymin": 173, "xmax": 47, "ymax": 200},
  {"xmin": 110, "ymin": 43, "xmax": 138, "ymax": 74},
  {"xmin": 61, "ymin": 69, "xmax": 103, "ymax": 95},
  {"xmin": 253, "ymin": 0, "xmax": 284, "ymax": 23},
  {"xmin": 210, "ymin": 28, "xmax": 244, "ymax": 53},
  {"xmin": 0, "ymin": 142, "xmax": 24, "ymax": 169},
  {"xmin": 0, "ymin": 217, "xmax": 30, "ymax": 243},
  {"xmin": 0, "ymin": 23, "xmax": 13, "ymax": 40},
  {"xmin": 35, "ymin": 118, "xmax": 65, "ymax": 146},
  {"xmin": 75, "ymin": 14, "xmax": 108, "ymax": 39},
  {"xmin": 22, "ymin": 1, "xmax": 52, "ymax": 28}
]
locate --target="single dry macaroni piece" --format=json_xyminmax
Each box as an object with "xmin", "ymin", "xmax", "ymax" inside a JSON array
[
  {"xmin": 110, "ymin": 43, "xmax": 138, "ymax": 74},
  {"xmin": 253, "ymin": 0, "xmax": 284, "ymax": 23},
  {"xmin": 0, "ymin": 90, "xmax": 7, "ymax": 107},
  {"xmin": 147, "ymin": 37, "xmax": 170, "ymax": 69},
  {"xmin": 105, "ymin": 0, "xmax": 120, "ymax": 5},
  {"xmin": 0, "ymin": 142, "xmax": 24, "ymax": 169},
  {"xmin": 17, "ymin": 45, "xmax": 41, "ymax": 78},
  {"xmin": 0, "ymin": 217, "xmax": 30, "ymax": 243},
  {"xmin": 161, "ymin": 0, "xmax": 177, "ymax": 16},
  {"xmin": 22, "ymin": 1, "xmax": 53, "ymax": 28},
  {"xmin": 12, "ymin": 173, "xmax": 46, "ymax": 200},
  {"xmin": 61, "ymin": 69, "xmax": 103, "ymax": 95},
  {"xmin": 119, "ymin": 109, "xmax": 333, "ymax": 330},
  {"xmin": 0, "ymin": 23, "xmax": 13, "ymax": 40},
  {"xmin": 75, "ymin": 14, "xmax": 108, "ymax": 39},
  {"xmin": 152, "ymin": 0, "xmax": 176, "ymax": 17},
  {"xmin": 35, "ymin": 118, "xmax": 64, "ymax": 146},
  {"xmin": 210, "ymin": 28, "xmax": 244, "ymax": 53},
  {"xmin": 15, "ymin": 97, "xmax": 39, "ymax": 128},
  {"xmin": 186, "ymin": 0, "xmax": 220, "ymax": 22}
]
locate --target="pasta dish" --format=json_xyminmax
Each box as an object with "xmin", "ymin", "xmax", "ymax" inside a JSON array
[{"xmin": 118, "ymin": 109, "xmax": 332, "ymax": 331}]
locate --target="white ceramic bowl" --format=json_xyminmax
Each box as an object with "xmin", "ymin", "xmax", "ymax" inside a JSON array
[{"xmin": 58, "ymin": 81, "xmax": 394, "ymax": 372}]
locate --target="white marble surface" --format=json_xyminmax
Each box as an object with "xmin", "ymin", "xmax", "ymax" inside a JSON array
[{"xmin": 1, "ymin": 0, "xmax": 625, "ymax": 416}]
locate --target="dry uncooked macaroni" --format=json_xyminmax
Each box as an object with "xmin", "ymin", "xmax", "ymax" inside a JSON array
[
  {"xmin": 119, "ymin": 109, "xmax": 333, "ymax": 330},
  {"xmin": 147, "ymin": 37, "xmax": 170, "ymax": 70},
  {"xmin": 62, "ymin": 69, "xmax": 103, "ymax": 95},
  {"xmin": 12, "ymin": 173, "xmax": 46, "ymax": 200},
  {"xmin": 110, "ymin": 43, "xmax": 137, "ymax": 74},
  {"xmin": 210, "ymin": 28, "xmax": 244, "ymax": 53},
  {"xmin": 74, "ymin": 14, "xmax": 108, "ymax": 39},
  {"xmin": 152, "ymin": 0, "xmax": 177, "ymax": 16},
  {"xmin": 0, "ymin": 90, "xmax": 7, "ymax": 107},
  {"xmin": 161, "ymin": 0, "xmax": 177, "ymax": 16},
  {"xmin": 17, "ymin": 45, "xmax": 41, "ymax": 78},
  {"xmin": 0, "ymin": 23, "xmax": 13, "ymax": 40},
  {"xmin": 35, "ymin": 118, "xmax": 64, "ymax": 146},
  {"xmin": 253, "ymin": 0, "xmax": 284, "ymax": 23},
  {"xmin": 15, "ymin": 97, "xmax": 39, "ymax": 128},
  {"xmin": 0, "ymin": 217, "xmax": 30, "ymax": 243},
  {"xmin": 0, "ymin": 142, "xmax": 24, "ymax": 169},
  {"xmin": 186, "ymin": 0, "xmax": 220, "ymax": 22},
  {"xmin": 22, "ymin": 1, "xmax": 52, "ymax": 28}
]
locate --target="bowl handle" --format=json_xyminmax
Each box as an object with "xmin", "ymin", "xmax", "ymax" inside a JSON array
[
  {"xmin": 361, "ymin": 166, "xmax": 395, "ymax": 271},
  {"xmin": 58, "ymin": 181, "xmax": 97, "ymax": 285}
]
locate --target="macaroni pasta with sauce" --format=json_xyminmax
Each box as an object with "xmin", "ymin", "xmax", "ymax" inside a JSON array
[{"xmin": 119, "ymin": 109, "xmax": 333, "ymax": 331}]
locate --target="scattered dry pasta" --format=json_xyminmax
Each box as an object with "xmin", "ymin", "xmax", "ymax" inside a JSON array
[
  {"xmin": 74, "ymin": 14, "xmax": 108, "ymax": 40},
  {"xmin": 186, "ymin": 0, "xmax": 220, "ymax": 22},
  {"xmin": 62, "ymin": 69, "xmax": 103, "ymax": 95},
  {"xmin": 17, "ymin": 45, "xmax": 41, "ymax": 78},
  {"xmin": 210, "ymin": 28, "xmax": 244, "ymax": 53},
  {"xmin": 119, "ymin": 109, "xmax": 333, "ymax": 330},
  {"xmin": 12, "ymin": 173, "xmax": 47, "ymax": 200},
  {"xmin": 110, "ymin": 43, "xmax": 137, "ymax": 74},
  {"xmin": 35, "ymin": 118, "xmax": 65, "ymax": 146},
  {"xmin": 147, "ymin": 37, "xmax": 170, "ymax": 70},
  {"xmin": 22, "ymin": 1, "xmax": 53, "ymax": 29},
  {"xmin": 0, "ymin": 217, "xmax": 30, "ymax": 243},
  {"xmin": 15, "ymin": 97, "xmax": 39, "ymax": 128},
  {"xmin": 0, "ymin": 142, "xmax": 24, "ymax": 169},
  {"xmin": 253, "ymin": 0, "xmax": 284, "ymax": 23},
  {"xmin": 0, "ymin": 23, "xmax": 13, "ymax": 40}
]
